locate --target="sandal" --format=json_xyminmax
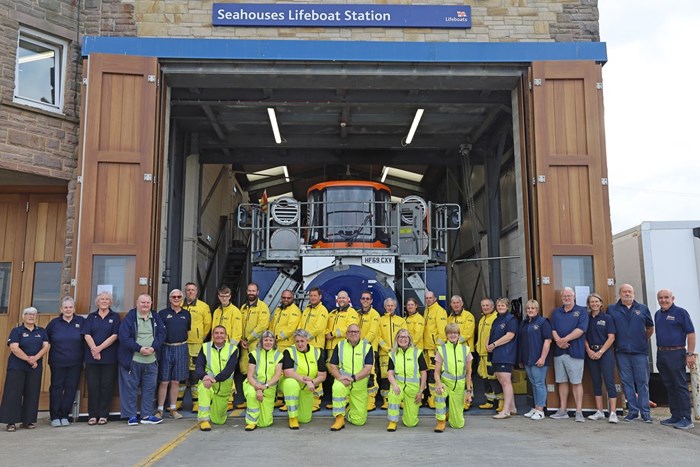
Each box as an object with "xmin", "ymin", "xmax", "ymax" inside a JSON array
[
  {"xmin": 6, "ymin": 424, "xmax": 16, "ymax": 432},
  {"xmin": 98, "ymin": 418, "xmax": 108, "ymax": 425},
  {"xmin": 21, "ymin": 423, "xmax": 36, "ymax": 429},
  {"xmin": 88, "ymin": 418, "xmax": 98, "ymax": 425}
]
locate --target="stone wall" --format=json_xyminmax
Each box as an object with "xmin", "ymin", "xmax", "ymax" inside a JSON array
[{"xmin": 127, "ymin": 0, "xmax": 599, "ymax": 43}]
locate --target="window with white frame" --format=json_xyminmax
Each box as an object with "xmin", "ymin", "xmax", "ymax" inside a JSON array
[{"xmin": 14, "ymin": 27, "xmax": 68, "ymax": 113}]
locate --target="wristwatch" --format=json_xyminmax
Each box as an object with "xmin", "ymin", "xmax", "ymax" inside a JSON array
[{"xmin": 351, "ymin": 375, "xmax": 356, "ymax": 382}]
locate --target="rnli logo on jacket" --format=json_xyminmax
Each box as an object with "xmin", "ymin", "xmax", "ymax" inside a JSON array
[
  {"xmin": 573, "ymin": 311, "xmax": 580, "ymax": 317},
  {"xmin": 533, "ymin": 325, "xmax": 539, "ymax": 330},
  {"xmin": 167, "ymin": 314, "xmax": 173, "ymax": 319},
  {"xmin": 75, "ymin": 323, "xmax": 81, "ymax": 328},
  {"xmin": 500, "ymin": 323, "xmax": 506, "ymax": 329},
  {"xmin": 108, "ymin": 319, "xmax": 113, "ymax": 323},
  {"xmin": 597, "ymin": 321, "xmax": 607, "ymax": 326},
  {"xmin": 22, "ymin": 332, "xmax": 29, "ymax": 338},
  {"xmin": 666, "ymin": 315, "xmax": 676, "ymax": 321},
  {"xmin": 635, "ymin": 310, "xmax": 641, "ymax": 315}
]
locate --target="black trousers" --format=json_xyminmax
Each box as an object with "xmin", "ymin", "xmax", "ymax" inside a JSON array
[
  {"xmin": 86, "ymin": 363, "xmax": 117, "ymax": 419},
  {"xmin": 49, "ymin": 364, "xmax": 83, "ymax": 420},
  {"xmin": 0, "ymin": 368, "xmax": 43, "ymax": 424}
]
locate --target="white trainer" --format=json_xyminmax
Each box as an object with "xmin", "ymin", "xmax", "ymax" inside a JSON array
[
  {"xmin": 530, "ymin": 410, "xmax": 545, "ymax": 420},
  {"xmin": 588, "ymin": 410, "xmax": 606, "ymax": 421},
  {"xmin": 524, "ymin": 409, "xmax": 536, "ymax": 418},
  {"xmin": 608, "ymin": 413, "xmax": 619, "ymax": 424}
]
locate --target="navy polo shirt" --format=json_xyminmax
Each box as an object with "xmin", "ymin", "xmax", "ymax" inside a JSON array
[
  {"xmin": 519, "ymin": 316, "xmax": 552, "ymax": 366},
  {"xmin": 490, "ymin": 312, "xmax": 519, "ymax": 365},
  {"xmin": 586, "ymin": 311, "xmax": 616, "ymax": 347},
  {"xmin": 46, "ymin": 315, "xmax": 86, "ymax": 367},
  {"xmin": 551, "ymin": 304, "xmax": 589, "ymax": 359},
  {"xmin": 607, "ymin": 300, "xmax": 653, "ymax": 354},
  {"xmin": 655, "ymin": 304, "xmax": 695, "ymax": 347},
  {"xmin": 83, "ymin": 309, "xmax": 121, "ymax": 365},
  {"xmin": 158, "ymin": 307, "xmax": 192, "ymax": 343},
  {"xmin": 6, "ymin": 325, "xmax": 48, "ymax": 370}
]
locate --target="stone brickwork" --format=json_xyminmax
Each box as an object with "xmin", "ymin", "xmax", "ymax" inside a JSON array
[{"xmin": 128, "ymin": 0, "xmax": 599, "ymax": 43}]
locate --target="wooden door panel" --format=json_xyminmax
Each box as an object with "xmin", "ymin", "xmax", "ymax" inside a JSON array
[{"xmin": 75, "ymin": 54, "xmax": 159, "ymax": 313}]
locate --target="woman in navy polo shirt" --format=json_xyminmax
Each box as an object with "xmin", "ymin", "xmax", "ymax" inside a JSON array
[
  {"xmin": 46, "ymin": 296, "xmax": 86, "ymax": 427},
  {"xmin": 487, "ymin": 297, "xmax": 518, "ymax": 419},
  {"xmin": 518, "ymin": 299, "xmax": 551, "ymax": 421},
  {"xmin": 584, "ymin": 292, "xmax": 618, "ymax": 423},
  {"xmin": 83, "ymin": 291, "xmax": 121, "ymax": 425},
  {"xmin": 0, "ymin": 307, "xmax": 50, "ymax": 432}
]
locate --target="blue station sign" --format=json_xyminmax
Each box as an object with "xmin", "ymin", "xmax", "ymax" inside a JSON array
[{"xmin": 213, "ymin": 3, "xmax": 471, "ymax": 29}]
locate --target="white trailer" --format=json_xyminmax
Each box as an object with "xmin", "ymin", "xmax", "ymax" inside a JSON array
[{"xmin": 613, "ymin": 221, "xmax": 700, "ymax": 371}]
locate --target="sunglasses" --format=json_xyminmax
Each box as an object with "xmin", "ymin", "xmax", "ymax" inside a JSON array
[{"xmin": 171, "ymin": 295, "xmax": 182, "ymax": 299}]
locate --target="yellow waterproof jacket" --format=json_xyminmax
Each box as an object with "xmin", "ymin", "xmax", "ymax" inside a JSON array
[
  {"xmin": 240, "ymin": 299, "xmax": 270, "ymax": 347},
  {"xmin": 325, "ymin": 306, "xmax": 360, "ymax": 350},
  {"xmin": 358, "ymin": 307, "xmax": 381, "ymax": 351},
  {"xmin": 269, "ymin": 303, "xmax": 302, "ymax": 350},
  {"xmin": 405, "ymin": 313, "xmax": 425, "ymax": 350},
  {"xmin": 476, "ymin": 312, "xmax": 498, "ymax": 356},
  {"xmin": 448, "ymin": 309, "xmax": 476, "ymax": 351},
  {"xmin": 184, "ymin": 299, "xmax": 212, "ymax": 353},
  {"xmin": 212, "ymin": 303, "xmax": 242, "ymax": 346},
  {"xmin": 378, "ymin": 314, "xmax": 406, "ymax": 355},
  {"xmin": 251, "ymin": 348, "xmax": 283, "ymax": 385},
  {"xmin": 298, "ymin": 302, "xmax": 329, "ymax": 349},
  {"xmin": 437, "ymin": 341, "xmax": 469, "ymax": 384},
  {"xmin": 423, "ymin": 302, "xmax": 448, "ymax": 350}
]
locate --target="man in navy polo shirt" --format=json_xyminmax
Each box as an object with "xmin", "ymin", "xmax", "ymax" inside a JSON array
[
  {"xmin": 156, "ymin": 289, "xmax": 191, "ymax": 420},
  {"xmin": 607, "ymin": 284, "xmax": 654, "ymax": 423},
  {"xmin": 549, "ymin": 287, "xmax": 589, "ymax": 422},
  {"xmin": 655, "ymin": 289, "xmax": 695, "ymax": 429}
]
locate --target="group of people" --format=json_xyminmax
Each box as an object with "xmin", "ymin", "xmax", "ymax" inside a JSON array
[{"xmin": 0, "ymin": 282, "xmax": 695, "ymax": 433}]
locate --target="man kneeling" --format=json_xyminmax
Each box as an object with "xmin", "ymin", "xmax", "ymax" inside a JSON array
[
  {"xmin": 194, "ymin": 325, "xmax": 239, "ymax": 431},
  {"xmin": 328, "ymin": 324, "xmax": 374, "ymax": 431}
]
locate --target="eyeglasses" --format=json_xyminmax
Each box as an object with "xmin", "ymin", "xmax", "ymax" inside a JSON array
[
  {"xmin": 360, "ymin": 297, "xmax": 372, "ymax": 300},
  {"xmin": 282, "ymin": 296, "xmax": 293, "ymax": 299},
  {"xmin": 347, "ymin": 330, "xmax": 360, "ymax": 334},
  {"xmin": 170, "ymin": 295, "xmax": 182, "ymax": 299}
]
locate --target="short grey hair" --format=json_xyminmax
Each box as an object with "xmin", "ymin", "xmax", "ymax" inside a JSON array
[
  {"xmin": 60, "ymin": 296, "xmax": 75, "ymax": 308},
  {"xmin": 23, "ymin": 306, "xmax": 38, "ymax": 316},
  {"xmin": 293, "ymin": 329, "xmax": 312, "ymax": 340},
  {"xmin": 384, "ymin": 297, "xmax": 397, "ymax": 307}
]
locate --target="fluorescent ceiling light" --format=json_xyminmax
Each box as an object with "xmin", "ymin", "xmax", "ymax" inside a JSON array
[
  {"xmin": 247, "ymin": 166, "xmax": 285, "ymax": 182},
  {"xmin": 381, "ymin": 166, "xmax": 389, "ymax": 183},
  {"xmin": 283, "ymin": 165, "xmax": 290, "ymax": 182},
  {"xmin": 267, "ymin": 108, "xmax": 282, "ymax": 144},
  {"xmin": 389, "ymin": 167, "xmax": 424, "ymax": 183},
  {"xmin": 405, "ymin": 108, "xmax": 424, "ymax": 145}
]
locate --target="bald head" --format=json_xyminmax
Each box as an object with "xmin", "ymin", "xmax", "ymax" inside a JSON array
[{"xmin": 619, "ymin": 284, "xmax": 635, "ymax": 306}]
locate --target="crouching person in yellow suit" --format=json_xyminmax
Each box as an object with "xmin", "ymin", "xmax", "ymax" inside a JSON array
[
  {"xmin": 281, "ymin": 329, "xmax": 327, "ymax": 429},
  {"xmin": 242, "ymin": 331, "xmax": 283, "ymax": 431},
  {"xmin": 195, "ymin": 325, "xmax": 239, "ymax": 431},
  {"xmin": 328, "ymin": 324, "xmax": 374, "ymax": 431},
  {"xmin": 386, "ymin": 328, "xmax": 427, "ymax": 431}
]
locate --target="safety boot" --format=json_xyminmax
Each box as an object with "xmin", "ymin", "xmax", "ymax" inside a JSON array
[
  {"xmin": 280, "ymin": 404, "xmax": 288, "ymax": 412},
  {"xmin": 367, "ymin": 397, "xmax": 376, "ymax": 412},
  {"xmin": 289, "ymin": 417, "xmax": 299, "ymax": 430},
  {"xmin": 236, "ymin": 402, "xmax": 247, "ymax": 409},
  {"xmin": 245, "ymin": 423, "xmax": 256, "ymax": 431},
  {"xmin": 479, "ymin": 401, "xmax": 495, "ymax": 410},
  {"xmin": 326, "ymin": 403, "xmax": 334, "ymax": 409},
  {"xmin": 387, "ymin": 421, "xmax": 397, "ymax": 432},
  {"xmin": 427, "ymin": 395, "xmax": 436, "ymax": 409},
  {"xmin": 199, "ymin": 421, "xmax": 211, "ymax": 431},
  {"xmin": 330, "ymin": 415, "xmax": 345, "ymax": 431},
  {"xmin": 496, "ymin": 399, "xmax": 505, "ymax": 413},
  {"xmin": 463, "ymin": 401, "xmax": 471, "ymax": 411},
  {"xmin": 312, "ymin": 396, "xmax": 321, "ymax": 412},
  {"xmin": 380, "ymin": 397, "xmax": 388, "ymax": 410},
  {"xmin": 274, "ymin": 399, "xmax": 284, "ymax": 408},
  {"xmin": 434, "ymin": 419, "xmax": 446, "ymax": 433},
  {"xmin": 192, "ymin": 403, "xmax": 199, "ymax": 413}
]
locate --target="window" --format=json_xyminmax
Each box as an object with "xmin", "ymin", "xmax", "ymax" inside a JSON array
[
  {"xmin": 32, "ymin": 262, "xmax": 62, "ymax": 312},
  {"xmin": 0, "ymin": 263, "xmax": 11, "ymax": 314},
  {"xmin": 14, "ymin": 27, "xmax": 68, "ymax": 113},
  {"xmin": 91, "ymin": 256, "xmax": 136, "ymax": 313}
]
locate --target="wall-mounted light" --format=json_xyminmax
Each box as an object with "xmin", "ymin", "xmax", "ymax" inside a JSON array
[
  {"xmin": 381, "ymin": 166, "xmax": 389, "ymax": 183},
  {"xmin": 283, "ymin": 165, "xmax": 290, "ymax": 182},
  {"xmin": 405, "ymin": 108, "xmax": 424, "ymax": 145},
  {"xmin": 267, "ymin": 108, "xmax": 282, "ymax": 144}
]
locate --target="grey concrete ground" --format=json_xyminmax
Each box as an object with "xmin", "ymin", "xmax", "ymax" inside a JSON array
[{"xmin": 0, "ymin": 408, "xmax": 697, "ymax": 466}]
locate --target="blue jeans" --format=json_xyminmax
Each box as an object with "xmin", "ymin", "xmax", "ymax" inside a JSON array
[
  {"xmin": 656, "ymin": 349, "xmax": 691, "ymax": 420},
  {"xmin": 118, "ymin": 361, "xmax": 158, "ymax": 419},
  {"xmin": 616, "ymin": 352, "xmax": 649, "ymax": 417},
  {"xmin": 524, "ymin": 365, "xmax": 548, "ymax": 408},
  {"xmin": 586, "ymin": 351, "xmax": 617, "ymax": 397}
]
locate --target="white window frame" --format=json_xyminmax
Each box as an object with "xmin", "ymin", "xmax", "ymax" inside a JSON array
[{"xmin": 14, "ymin": 27, "xmax": 68, "ymax": 114}]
